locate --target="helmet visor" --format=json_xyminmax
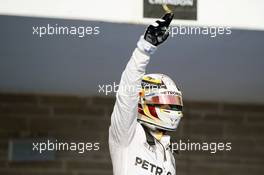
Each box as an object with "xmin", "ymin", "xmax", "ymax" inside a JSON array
[{"xmin": 145, "ymin": 95, "xmax": 183, "ymax": 106}]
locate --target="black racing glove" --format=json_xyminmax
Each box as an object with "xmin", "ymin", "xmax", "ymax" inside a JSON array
[{"xmin": 144, "ymin": 13, "xmax": 174, "ymax": 46}]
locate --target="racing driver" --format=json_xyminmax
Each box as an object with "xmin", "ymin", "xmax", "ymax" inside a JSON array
[{"xmin": 109, "ymin": 13, "xmax": 183, "ymax": 175}]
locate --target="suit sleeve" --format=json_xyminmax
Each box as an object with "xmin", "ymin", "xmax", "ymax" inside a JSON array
[{"xmin": 109, "ymin": 36, "xmax": 157, "ymax": 146}]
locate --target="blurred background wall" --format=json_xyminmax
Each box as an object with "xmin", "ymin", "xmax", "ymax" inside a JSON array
[
  {"xmin": 0, "ymin": 0, "xmax": 264, "ymax": 174},
  {"xmin": 0, "ymin": 93, "xmax": 263, "ymax": 175},
  {"xmin": 0, "ymin": 15, "xmax": 264, "ymax": 103}
]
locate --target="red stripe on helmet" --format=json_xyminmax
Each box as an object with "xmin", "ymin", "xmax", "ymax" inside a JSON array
[
  {"xmin": 147, "ymin": 105, "xmax": 158, "ymax": 119},
  {"xmin": 138, "ymin": 103, "xmax": 158, "ymax": 119},
  {"xmin": 138, "ymin": 103, "xmax": 144, "ymax": 115}
]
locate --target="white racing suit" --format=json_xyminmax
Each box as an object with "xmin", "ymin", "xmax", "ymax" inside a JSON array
[{"xmin": 109, "ymin": 37, "xmax": 176, "ymax": 175}]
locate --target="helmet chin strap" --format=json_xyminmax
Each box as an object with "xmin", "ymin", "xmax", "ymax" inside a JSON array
[
  {"xmin": 139, "ymin": 118, "xmax": 165, "ymax": 141},
  {"xmin": 149, "ymin": 128, "xmax": 164, "ymax": 141}
]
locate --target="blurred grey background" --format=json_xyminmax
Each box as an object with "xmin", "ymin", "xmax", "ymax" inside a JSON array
[
  {"xmin": 0, "ymin": 15, "xmax": 264, "ymax": 175},
  {"xmin": 0, "ymin": 15, "xmax": 264, "ymax": 103}
]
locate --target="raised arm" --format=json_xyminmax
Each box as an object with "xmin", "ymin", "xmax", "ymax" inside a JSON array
[{"xmin": 109, "ymin": 13, "xmax": 174, "ymax": 146}]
